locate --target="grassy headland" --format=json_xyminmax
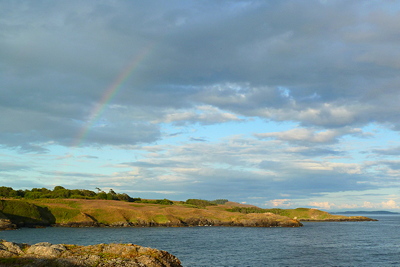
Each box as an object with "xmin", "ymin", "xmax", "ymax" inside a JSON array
[
  {"xmin": 0, "ymin": 198, "xmax": 302, "ymax": 228},
  {"xmin": 0, "ymin": 186, "xmax": 376, "ymax": 229}
]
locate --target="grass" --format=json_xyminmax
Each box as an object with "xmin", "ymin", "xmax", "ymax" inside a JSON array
[
  {"xmin": 47, "ymin": 207, "xmax": 81, "ymax": 223},
  {"xmin": 0, "ymin": 199, "xmax": 54, "ymax": 224},
  {"xmin": 153, "ymin": 214, "xmax": 170, "ymax": 223}
]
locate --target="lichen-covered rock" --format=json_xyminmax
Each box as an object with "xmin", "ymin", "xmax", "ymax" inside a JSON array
[
  {"xmin": 26, "ymin": 242, "xmax": 67, "ymax": 257},
  {"xmin": 0, "ymin": 240, "xmax": 182, "ymax": 267}
]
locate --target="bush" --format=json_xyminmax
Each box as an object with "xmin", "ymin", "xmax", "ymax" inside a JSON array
[
  {"xmin": 24, "ymin": 192, "xmax": 43, "ymax": 199},
  {"xmin": 134, "ymin": 198, "xmax": 173, "ymax": 205},
  {"xmin": 210, "ymin": 199, "xmax": 229, "ymax": 205},
  {"xmin": 0, "ymin": 187, "xmax": 18, "ymax": 198},
  {"xmin": 97, "ymin": 192, "xmax": 107, "ymax": 200},
  {"xmin": 70, "ymin": 195, "xmax": 88, "ymax": 199},
  {"xmin": 185, "ymin": 199, "xmax": 216, "ymax": 208},
  {"xmin": 155, "ymin": 199, "xmax": 173, "ymax": 205},
  {"xmin": 226, "ymin": 207, "xmax": 265, "ymax": 214}
]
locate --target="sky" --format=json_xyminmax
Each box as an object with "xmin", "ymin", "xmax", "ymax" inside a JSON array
[{"xmin": 1, "ymin": 0, "xmax": 400, "ymax": 211}]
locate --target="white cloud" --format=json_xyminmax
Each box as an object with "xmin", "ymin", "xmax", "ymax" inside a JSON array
[
  {"xmin": 255, "ymin": 127, "xmax": 363, "ymax": 144},
  {"xmin": 309, "ymin": 201, "xmax": 335, "ymax": 210},
  {"xmin": 381, "ymin": 200, "xmax": 400, "ymax": 209},
  {"xmin": 268, "ymin": 199, "xmax": 294, "ymax": 207},
  {"xmin": 153, "ymin": 105, "xmax": 242, "ymax": 125}
]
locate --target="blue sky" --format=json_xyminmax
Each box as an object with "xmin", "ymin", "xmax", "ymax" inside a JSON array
[{"xmin": 1, "ymin": 0, "xmax": 400, "ymax": 211}]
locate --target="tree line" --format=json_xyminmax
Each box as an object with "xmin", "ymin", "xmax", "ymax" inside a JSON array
[
  {"xmin": 0, "ymin": 186, "xmax": 230, "ymax": 207},
  {"xmin": 0, "ymin": 186, "xmax": 139, "ymax": 202}
]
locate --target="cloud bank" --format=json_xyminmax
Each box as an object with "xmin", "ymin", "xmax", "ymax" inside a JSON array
[{"xmin": 1, "ymin": 0, "xmax": 400, "ymax": 209}]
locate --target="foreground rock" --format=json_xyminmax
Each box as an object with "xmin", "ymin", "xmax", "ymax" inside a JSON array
[{"xmin": 0, "ymin": 240, "xmax": 182, "ymax": 267}]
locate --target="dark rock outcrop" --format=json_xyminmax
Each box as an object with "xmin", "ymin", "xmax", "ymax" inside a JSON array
[
  {"xmin": 0, "ymin": 212, "xmax": 17, "ymax": 231},
  {"xmin": 0, "ymin": 219, "xmax": 17, "ymax": 231},
  {"xmin": 0, "ymin": 240, "xmax": 182, "ymax": 267},
  {"xmin": 51, "ymin": 215, "xmax": 303, "ymax": 228}
]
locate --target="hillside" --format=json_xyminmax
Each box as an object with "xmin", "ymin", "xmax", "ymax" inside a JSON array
[
  {"xmin": 0, "ymin": 199, "xmax": 378, "ymax": 231},
  {"xmin": 0, "ymin": 199, "xmax": 302, "ymax": 228}
]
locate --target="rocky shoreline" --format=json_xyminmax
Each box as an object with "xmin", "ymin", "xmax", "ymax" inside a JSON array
[
  {"xmin": 0, "ymin": 216, "xmax": 303, "ymax": 230},
  {"xmin": 0, "ymin": 240, "xmax": 182, "ymax": 267}
]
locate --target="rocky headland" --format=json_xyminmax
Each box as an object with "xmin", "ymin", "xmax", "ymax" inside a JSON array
[
  {"xmin": 0, "ymin": 240, "xmax": 182, "ymax": 267},
  {"xmin": 0, "ymin": 199, "xmax": 379, "ymax": 231},
  {"xmin": 0, "ymin": 199, "xmax": 303, "ymax": 230}
]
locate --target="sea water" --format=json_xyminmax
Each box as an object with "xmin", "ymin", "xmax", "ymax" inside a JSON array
[{"xmin": 0, "ymin": 215, "xmax": 399, "ymax": 266}]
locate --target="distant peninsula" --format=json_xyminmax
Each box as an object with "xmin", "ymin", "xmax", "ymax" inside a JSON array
[{"xmin": 333, "ymin": 211, "xmax": 400, "ymax": 215}]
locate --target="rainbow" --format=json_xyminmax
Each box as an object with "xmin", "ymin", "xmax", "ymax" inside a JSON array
[{"xmin": 72, "ymin": 45, "xmax": 154, "ymax": 147}]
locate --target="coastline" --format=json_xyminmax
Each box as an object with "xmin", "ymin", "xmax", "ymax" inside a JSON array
[{"xmin": 0, "ymin": 199, "xmax": 379, "ymax": 231}]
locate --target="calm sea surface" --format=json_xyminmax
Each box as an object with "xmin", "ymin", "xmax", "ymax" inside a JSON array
[{"xmin": 0, "ymin": 215, "xmax": 399, "ymax": 266}]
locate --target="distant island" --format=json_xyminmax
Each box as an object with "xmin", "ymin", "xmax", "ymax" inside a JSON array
[{"xmin": 333, "ymin": 211, "xmax": 400, "ymax": 215}]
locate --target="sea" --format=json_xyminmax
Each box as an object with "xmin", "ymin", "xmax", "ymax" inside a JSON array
[{"xmin": 0, "ymin": 215, "xmax": 399, "ymax": 267}]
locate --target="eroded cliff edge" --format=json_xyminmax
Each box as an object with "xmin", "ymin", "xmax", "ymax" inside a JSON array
[{"xmin": 0, "ymin": 240, "xmax": 182, "ymax": 267}]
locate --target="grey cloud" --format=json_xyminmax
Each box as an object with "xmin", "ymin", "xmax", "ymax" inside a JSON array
[
  {"xmin": 78, "ymin": 155, "xmax": 99, "ymax": 159},
  {"xmin": 41, "ymin": 171, "xmax": 109, "ymax": 178},
  {"xmin": 189, "ymin": 137, "xmax": 207, "ymax": 142},
  {"xmin": 1, "ymin": 0, "xmax": 400, "ymax": 150},
  {"xmin": 124, "ymin": 160, "xmax": 183, "ymax": 168},
  {"xmin": 79, "ymin": 122, "xmax": 161, "ymax": 147},
  {"xmin": 0, "ymin": 162, "xmax": 31, "ymax": 172},
  {"xmin": 292, "ymin": 148, "xmax": 344, "ymax": 157},
  {"xmin": 372, "ymin": 147, "xmax": 400, "ymax": 156},
  {"xmin": 367, "ymin": 160, "xmax": 400, "ymax": 171}
]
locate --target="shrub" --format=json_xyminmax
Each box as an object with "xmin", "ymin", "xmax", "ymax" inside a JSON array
[
  {"xmin": 134, "ymin": 198, "xmax": 173, "ymax": 205},
  {"xmin": 155, "ymin": 199, "xmax": 173, "ymax": 205},
  {"xmin": 210, "ymin": 199, "xmax": 229, "ymax": 205},
  {"xmin": 226, "ymin": 207, "xmax": 265, "ymax": 214},
  {"xmin": 0, "ymin": 187, "xmax": 18, "ymax": 198},
  {"xmin": 185, "ymin": 199, "xmax": 216, "ymax": 208}
]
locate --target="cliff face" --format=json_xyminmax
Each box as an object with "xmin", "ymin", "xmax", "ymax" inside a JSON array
[{"xmin": 0, "ymin": 240, "xmax": 182, "ymax": 267}]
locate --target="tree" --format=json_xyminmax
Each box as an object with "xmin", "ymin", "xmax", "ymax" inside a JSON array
[
  {"xmin": 0, "ymin": 187, "xmax": 18, "ymax": 198},
  {"xmin": 97, "ymin": 192, "xmax": 107, "ymax": 200},
  {"xmin": 53, "ymin": 186, "xmax": 66, "ymax": 191}
]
